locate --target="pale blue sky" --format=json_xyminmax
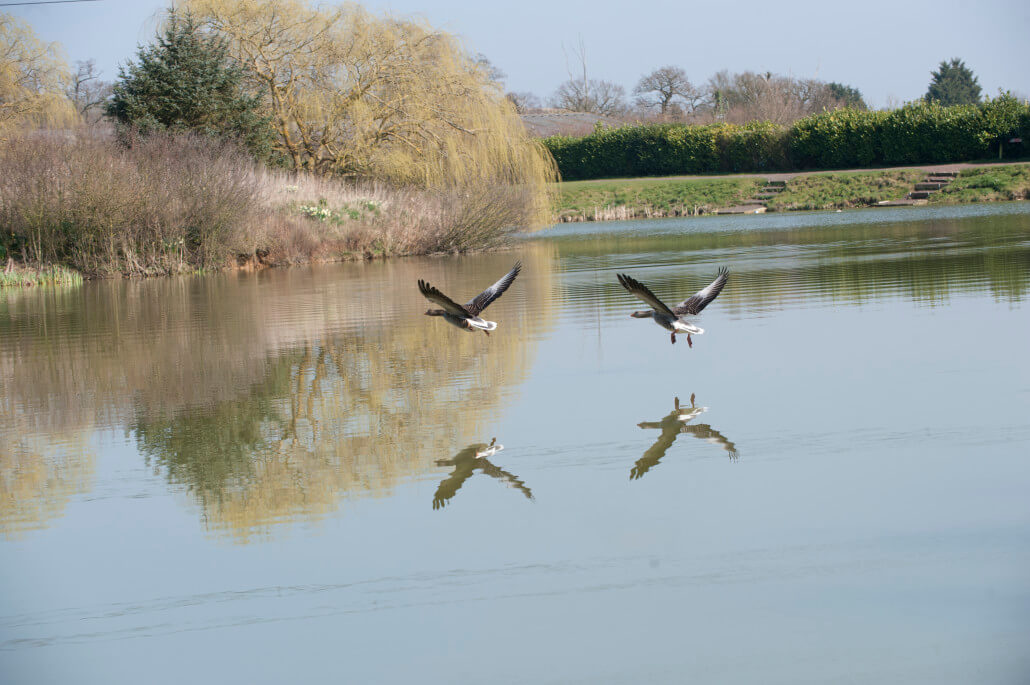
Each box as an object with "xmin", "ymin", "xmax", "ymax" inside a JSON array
[{"xmin": 7, "ymin": 0, "xmax": 1029, "ymax": 108}]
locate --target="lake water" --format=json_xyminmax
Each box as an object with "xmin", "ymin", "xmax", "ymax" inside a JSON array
[{"xmin": 2, "ymin": 203, "xmax": 1029, "ymax": 684}]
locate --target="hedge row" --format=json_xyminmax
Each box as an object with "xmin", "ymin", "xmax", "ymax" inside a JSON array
[{"xmin": 543, "ymin": 96, "xmax": 1030, "ymax": 181}]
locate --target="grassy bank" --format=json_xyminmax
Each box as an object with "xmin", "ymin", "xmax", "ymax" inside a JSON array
[
  {"xmin": 556, "ymin": 176, "xmax": 764, "ymax": 221},
  {"xmin": 0, "ymin": 129, "xmax": 540, "ymax": 281},
  {"xmin": 554, "ymin": 164, "xmax": 1030, "ymax": 220},
  {"xmin": 0, "ymin": 263, "xmax": 83, "ymax": 288},
  {"xmin": 764, "ymin": 170, "xmax": 924, "ymax": 210},
  {"xmin": 929, "ymin": 165, "xmax": 1030, "ymax": 203}
]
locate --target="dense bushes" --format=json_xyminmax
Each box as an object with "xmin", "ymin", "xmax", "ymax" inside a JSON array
[{"xmin": 543, "ymin": 96, "xmax": 1030, "ymax": 180}]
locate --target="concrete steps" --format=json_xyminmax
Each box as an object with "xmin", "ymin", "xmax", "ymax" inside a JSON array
[
  {"xmin": 715, "ymin": 204, "xmax": 767, "ymax": 215},
  {"xmin": 735, "ymin": 181, "xmax": 786, "ymax": 209},
  {"xmin": 876, "ymin": 199, "xmax": 929, "ymax": 207},
  {"xmin": 872, "ymin": 170, "xmax": 956, "ymax": 206}
]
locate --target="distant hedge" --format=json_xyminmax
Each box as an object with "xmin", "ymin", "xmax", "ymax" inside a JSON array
[{"xmin": 543, "ymin": 96, "xmax": 1030, "ymax": 181}]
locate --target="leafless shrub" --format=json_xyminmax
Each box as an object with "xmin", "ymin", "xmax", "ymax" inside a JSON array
[
  {"xmin": 690, "ymin": 71, "xmax": 866, "ymax": 125},
  {"xmin": 0, "ymin": 128, "xmax": 536, "ymax": 276}
]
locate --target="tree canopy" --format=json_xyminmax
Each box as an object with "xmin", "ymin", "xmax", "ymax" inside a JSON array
[
  {"xmin": 926, "ymin": 58, "xmax": 982, "ymax": 106},
  {"xmin": 106, "ymin": 11, "xmax": 273, "ymax": 159},
  {"xmin": 173, "ymin": 0, "xmax": 556, "ymax": 224}
]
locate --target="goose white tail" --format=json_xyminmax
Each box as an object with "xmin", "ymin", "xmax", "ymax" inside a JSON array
[
  {"xmin": 468, "ymin": 319, "xmax": 497, "ymax": 331},
  {"xmin": 674, "ymin": 322, "xmax": 704, "ymax": 334}
]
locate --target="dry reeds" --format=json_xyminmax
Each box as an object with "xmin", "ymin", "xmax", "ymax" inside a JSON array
[{"xmin": 0, "ymin": 128, "xmax": 539, "ymax": 277}]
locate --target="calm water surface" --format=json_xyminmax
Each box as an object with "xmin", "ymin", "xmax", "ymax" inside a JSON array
[{"xmin": 2, "ymin": 204, "xmax": 1029, "ymax": 684}]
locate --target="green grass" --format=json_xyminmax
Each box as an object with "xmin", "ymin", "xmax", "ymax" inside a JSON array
[
  {"xmin": 0, "ymin": 264, "xmax": 84, "ymax": 288},
  {"xmin": 764, "ymin": 170, "xmax": 924, "ymax": 211},
  {"xmin": 929, "ymin": 165, "xmax": 1030, "ymax": 203},
  {"xmin": 555, "ymin": 176, "xmax": 764, "ymax": 221}
]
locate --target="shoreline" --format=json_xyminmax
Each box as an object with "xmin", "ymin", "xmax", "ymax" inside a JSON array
[
  {"xmin": 554, "ymin": 162, "xmax": 1030, "ymax": 223},
  {"xmin": 5, "ymin": 162, "xmax": 1029, "ymax": 287}
]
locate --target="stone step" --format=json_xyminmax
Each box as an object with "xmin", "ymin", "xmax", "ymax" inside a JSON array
[
  {"xmin": 875, "ymin": 199, "xmax": 928, "ymax": 207},
  {"xmin": 914, "ymin": 182, "xmax": 945, "ymax": 190},
  {"xmin": 928, "ymin": 171, "xmax": 958, "ymax": 177},
  {"xmin": 926, "ymin": 177, "xmax": 953, "ymax": 184},
  {"xmin": 716, "ymin": 204, "xmax": 767, "ymax": 215},
  {"xmin": 909, "ymin": 190, "xmax": 933, "ymax": 199},
  {"xmin": 764, "ymin": 180, "xmax": 787, "ymax": 187},
  {"xmin": 753, "ymin": 193, "xmax": 780, "ymax": 199}
]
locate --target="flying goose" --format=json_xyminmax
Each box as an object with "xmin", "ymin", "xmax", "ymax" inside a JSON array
[
  {"xmin": 418, "ymin": 261, "xmax": 521, "ymax": 336},
  {"xmin": 618, "ymin": 267, "xmax": 729, "ymax": 346}
]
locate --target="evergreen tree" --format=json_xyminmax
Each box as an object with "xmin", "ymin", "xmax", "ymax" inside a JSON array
[
  {"xmin": 925, "ymin": 58, "xmax": 982, "ymax": 106},
  {"xmin": 107, "ymin": 11, "xmax": 273, "ymax": 159},
  {"xmin": 826, "ymin": 82, "xmax": 866, "ymax": 109}
]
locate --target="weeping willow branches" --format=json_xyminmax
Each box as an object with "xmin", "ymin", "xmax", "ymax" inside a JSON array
[
  {"xmin": 176, "ymin": 0, "xmax": 556, "ymax": 226},
  {"xmin": 0, "ymin": 12, "xmax": 77, "ymax": 133}
]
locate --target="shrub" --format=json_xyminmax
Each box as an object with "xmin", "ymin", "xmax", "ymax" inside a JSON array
[
  {"xmin": 542, "ymin": 98, "xmax": 1030, "ymax": 180},
  {"xmin": 0, "ymin": 129, "xmax": 538, "ymax": 276},
  {"xmin": 714, "ymin": 121, "xmax": 789, "ymax": 172},
  {"xmin": 789, "ymin": 108, "xmax": 887, "ymax": 168}
]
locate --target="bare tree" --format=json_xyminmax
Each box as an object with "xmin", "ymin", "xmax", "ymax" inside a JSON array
[
  {"xmin": 548, "ymin": 35, "xmax": 627, "ymax": 116},
  {"xmin": 696, "ymin": 70, "xmax": 863, "ymax": 124},
  {"xmin": 551, "ymin": 77, "xmax": 627, "ymax": 115},
  {"xmin": 66, "ymin": 59, "xmax": 112, "ymax": 122},
  {"xmin": 633, "ymin": 66, "xmax": 701, "ymax": 116},
  {"xmin": 506, "ymin": 91, "xmax": 540, "ymax": 113}
]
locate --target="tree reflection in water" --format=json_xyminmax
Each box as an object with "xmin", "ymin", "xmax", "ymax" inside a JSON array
[
  {"xmin": 631, "ymin": 394, "xmax": 738, "ymax": 480},
  {"xmin": 432, "ymin": 438, "xmax": 533, "ymax": 510}
]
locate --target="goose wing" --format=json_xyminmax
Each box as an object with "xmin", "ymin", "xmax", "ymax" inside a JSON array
[
  {"xmin": 465, "ymin": 261, "xmax": 521, "ymax": 316},
  {"xmin": 682, "ymin": 423, "xmax": 738, "ymax": 459},
  {"xmin": 419, "ymin": 279, "xmax": 471, "ymax": 317},
  {"xmin": 617, "ymin": 273, "xmax": 676, "ymax": 318},
  {"xmin": 673, "ymin": 267, "xmax": 728, "ymax": 316}
]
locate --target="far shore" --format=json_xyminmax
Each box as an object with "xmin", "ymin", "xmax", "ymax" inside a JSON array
[{"xmin": 554, "ymin": 160, "xmax": 1030, "ymax": 222}]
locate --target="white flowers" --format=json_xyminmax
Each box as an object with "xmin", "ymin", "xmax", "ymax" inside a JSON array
[
  {"xmin": 297, "ymin": 198, "xmax": 383, "ymax": 223},
  {"xmin": 299, "ymin": 204, "xmax": 334, "ymax": 220}
]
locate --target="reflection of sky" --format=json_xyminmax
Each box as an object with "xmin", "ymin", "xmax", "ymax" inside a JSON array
[{"xmin": 2, "ymin": 205, "xmax": 1030, "ymax": 683}]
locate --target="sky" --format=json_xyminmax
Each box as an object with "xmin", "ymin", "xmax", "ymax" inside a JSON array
[{"xmin": 6, "ymin": 0, "xmax": 1029, "ymax": 109}]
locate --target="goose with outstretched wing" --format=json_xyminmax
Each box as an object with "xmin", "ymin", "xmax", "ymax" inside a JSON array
[
  {"xmin": 418, "ymin": 261, "xmax": 521, "ymax": 336},
  {"xmin": 618, "ymin": 267, "xmax": 728, "ymax": 346}
]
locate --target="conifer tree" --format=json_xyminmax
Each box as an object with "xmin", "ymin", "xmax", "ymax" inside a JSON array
[
  {"xmin": 925, "ymin": 58, "xmax": 982, "ymax": 106},
  {"xmin": 107, "ymin": 11, "xmax": 273, "ymax": 159}
]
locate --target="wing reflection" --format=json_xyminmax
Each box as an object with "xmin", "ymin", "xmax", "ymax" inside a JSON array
[
  {"xmin": 631, "ymin": 394, "xmax": 738, "ymax": 480},
  {"xmin": 433, "ymin": 438, "xmax": 533, "ymax": 510}
]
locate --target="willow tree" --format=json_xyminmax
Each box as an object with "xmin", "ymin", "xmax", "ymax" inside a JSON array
[
  {"xmin": 0, "ymin": 12, "xmax": 77, "ymax": 133},
  {"xmin": 175, "ymin": 0, "xmax": 556, "ymax": 225}
]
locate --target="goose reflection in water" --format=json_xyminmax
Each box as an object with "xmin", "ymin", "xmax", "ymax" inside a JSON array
[
  {"xmin": 432, "ymin": 438, "xmax": 534, "ymax": 510},
  {"xmin": 631, "ymin": 394, "xmax": 738, "ymax": 480}
]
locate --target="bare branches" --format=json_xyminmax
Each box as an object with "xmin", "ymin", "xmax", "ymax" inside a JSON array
[
  {"xmin": 175, "ymin": 0, "xmax": 556, "ymax": 225},
  {"xmin": 0, "ymin": 11, "xmax": 77, "ymax": 131},
  {"xmin": 633, "ymin": 66, "xmax": 702, "ymax": 117}
]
